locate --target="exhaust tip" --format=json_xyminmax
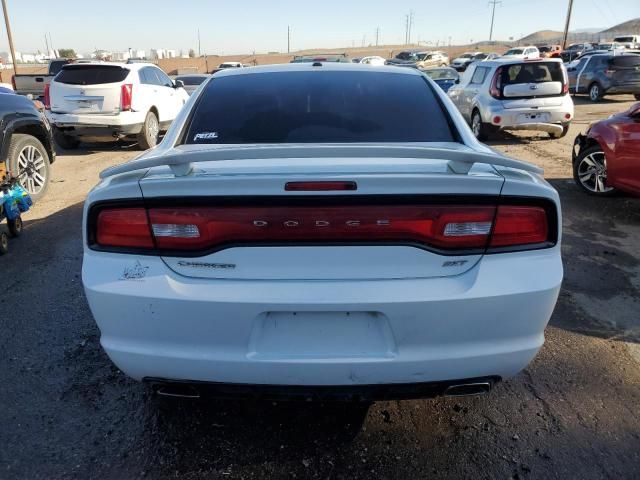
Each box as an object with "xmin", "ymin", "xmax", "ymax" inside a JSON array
[
  {"xmin": 444, "ymin": 382, "xmax": 491, "ymax": 397},
  {"xmin": 155, "ymin": 384, "xmax": 200, "ymax": 399}
]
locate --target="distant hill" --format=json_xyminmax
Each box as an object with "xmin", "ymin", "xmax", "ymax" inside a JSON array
[
  {"xmin": 599, "ymin": 18, "xmax": 640, "ymax": 34},
  {"xmin": 519, "ymin": 30, "xmax": 564, "ymax": 44}
]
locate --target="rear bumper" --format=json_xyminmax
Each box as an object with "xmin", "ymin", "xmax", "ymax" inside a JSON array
[
  {"xmin": 482, "ymin": 103, "xmax": 573, "ymax": 133},
  {"xmin": 83, "ymin": 247, "xmax": 563, "ymax": 390},
  {"xmin": 46, "ymin": 111, "xmax": 145, "ymax": 136}
]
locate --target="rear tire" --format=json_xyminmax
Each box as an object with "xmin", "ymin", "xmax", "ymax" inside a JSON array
[
  {"xmin": 635, "ymin": 94, "xmax": 640, "ymax": 101},
  {"xmin": 137, "ymin": 110, "xmax": 160, "ymax": 150},
  {"xmin": 7, "ymin": 216, "xmax": 22, "ymax": 237},
  {"xmin": 6, "ymin": 134, "xmax": 51, "ymax": 203},
  {"xmin": 0, "ymin": 231, "xmax": 8, "ymax": 255},
  {"xmin": 471, "ymin": 109, "xmax": 497, "ymax": 141},
  {"xmin": 549, "ymin": 124, "xmax": 570, "ymax": 139},
  {"xmin": 52, "ymin": 128, "xmax": 80, "ymax": 150},
  {"xmin": 588, "ymin": 83, "xmax": 603, "ymax": 102}
]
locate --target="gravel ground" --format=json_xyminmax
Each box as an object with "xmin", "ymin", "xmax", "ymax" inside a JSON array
[{"xmin": 1, "ymin": 95, "xmax": 639, "ymax": 479}]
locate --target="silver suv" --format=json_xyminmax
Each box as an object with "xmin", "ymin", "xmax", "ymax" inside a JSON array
[{"xmin": 447, "ymin": 58, "xmax": 574, "ymax": 140}]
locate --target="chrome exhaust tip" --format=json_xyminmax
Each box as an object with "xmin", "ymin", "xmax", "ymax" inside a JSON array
[{"xmin": 444, "ymin": 382, "xmax": 491, "ymax": 397}]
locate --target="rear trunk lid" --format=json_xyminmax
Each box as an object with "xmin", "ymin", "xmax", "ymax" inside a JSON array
[
  {"xmin": 50, "ymin": 64, "xmax": 130, "ymax": 114},
  {"xmin": 499, "ymin": 61, "xmax": 566, "ymax": 108},
  {"xmin": 137, "ymin": 151, "xmax": 505, "ymax": 281}
]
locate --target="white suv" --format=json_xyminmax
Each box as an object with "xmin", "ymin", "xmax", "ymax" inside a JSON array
[
  {"xmin": 447, "ymin": 58, "xmax": 574, "ymax": 139},
  {"xmin": 82, "ymin": 64, "xmax": 562, "ymax": 401},
  {"xmin": 46, "ymin": 63, "xmax": 189, "ymax": 150},
  {"xmin": 502, "ymin": 46, "xmax": 540, "ymax": 60}
]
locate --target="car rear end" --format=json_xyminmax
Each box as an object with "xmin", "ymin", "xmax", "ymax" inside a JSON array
[
  {"xmin": 480, "ymin": 59, "xmax": 573, "ymax": 136},
  {"xmin": 82, "ymin": 65, "xmax": 562, "ymax": 400},
  {"xmin": 46, "ymin": 64, "xmax": 145, "ymax": 141},
  {"xmin": 601, "ymin": 55, "xmax": 640, "ymax": 96}
]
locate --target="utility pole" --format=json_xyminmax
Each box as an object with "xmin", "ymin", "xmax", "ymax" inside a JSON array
[
  {"xmin": 197, "ymin": 28, "xmax": 201, "ymax": 56},
  {"xmin": 561, "ymin": 0, "xmax": 574, "ymax": 50},
  {"xmin": 48, "ymin": 32, "xmax": 54, "ymax": 56},
  {"xmin": 407, "ymin": 11, "xmax": 415, "ymax": 45},
  {"xmin": 287, "ymin": 25, "xmax": 290, "ymax": 53},
  {"xmin": 375, "ymin": 27, "xmax": 380, "ymax": 47},
  {"xmin": 488, "ymin": 0, "xmax": 501, "ymax": 42},
  {"xmin": 1, "ymin": 0, "xmax": 17, "ymax": 76},
  {"xmin": 44, "ymin": 34, "xmax": 49, "ymax": 57}
]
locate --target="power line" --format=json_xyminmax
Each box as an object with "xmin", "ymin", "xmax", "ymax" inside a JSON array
[
  {"xmin": 404, "ymin": 11, "xmax": 415, "ymax": 45},
  {"xmin": 488, "ymin": 0, "xmax": 501, "ymax": 42}
]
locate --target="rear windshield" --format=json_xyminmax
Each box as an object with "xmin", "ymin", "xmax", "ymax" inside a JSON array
[
  {"xmin": 55, "ymin": 65, "xmax": 129, "ymax": 85},
  {"xmin": 538, "ymin": 46, "xmax": 551, "ymax": 53},
  {"xmin": 185, "ymin": 71, "xmax": 455, "ymax": 144},
  {"xmin": 614, "ymin": 37, "xmax": 634, "ymax": 43},
  {"xmin": 176, "ymin": 76, "xmax": 208, "ymax": 85},
  {"xmin": 609, "ymin": 56, "xmax": 640, "ymax": 68},
  {"xmin": 501, "ymin": 62, "xmax": 563, "ymax": 85},
  {"xmin": 504, "ymin": 49, "xmax": 524, "ymax": 55}
]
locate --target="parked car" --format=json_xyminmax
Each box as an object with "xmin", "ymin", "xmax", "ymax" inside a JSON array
[
  {"xmin": 538, "ymin": 45, "xmax": 562, "ymax": 58},
  {"xmin": 173, "ymin": 74, "xmax": 210, "ymax": 95},
  {"xmin": 359, "ymin": 56, "xmax": 386, "ymax": 66},
  {"xmin": 447, "ymin": 58, "xmax": 573, "ymax": 140},
  {"xmin": 561, "ymin": 43, "xmax": 594, "ymax": 63},
  {"xmin": 218, "ymin": 62, "xmax": 244, "ymax": 69},
  {"xmin": 613, "ymin": 35, "xmax": 640, "ymax": 49},
  {"xmin": 450, "ymin": 52, "xmax": 483, "ymax": 71},
  {"xmin": 0, "ymin": 92, "xmax": 55, "ymax": 202},
  {"xmin": 46, "ymin": 62, "xmax": 189, "ymax": 150},
  {"xmin": 387, "ymin": 49, "xmax": 422, "ymax": 64},
  {"xmin": 11, "ymin": 58, "xmax": 72, "ymax": 99},
  {"xmin": 567, "ymin": 54, "xmax": 640, "ymax": 102},
  {"xmin": 82, "ymin": 63, "xmax": 562, "ymax": 402},
  {"xmin": 416, "ymin": 51, "xmax": 449, "ymax": 68},
  {"xmin": 501, "ymin": 46, "xmax": 540, "ymax": 60},
  {"xmin": 595, "ymin": 42, "xmax": 625, "ymax": 52},
  {"xmin": 572, "ymin": 102, "xmax": 640, "ymax": 196},
  {"xmin": 290, "ymin": 54, "xmax": 351, "ymax": 63},
  {"xmin": 423, "ymin": 66, "xmax": 459, "ymax": 92}
]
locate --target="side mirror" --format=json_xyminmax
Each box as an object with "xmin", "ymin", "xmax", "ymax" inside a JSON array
[{"xmin": 174, "ymin": 80, "xmax": 184, "ymax": 89}]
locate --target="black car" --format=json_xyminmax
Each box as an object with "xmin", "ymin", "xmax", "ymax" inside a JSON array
[
  {"xmin": 567, "ymin": 54, "xmax": 640, "ymax": 102},
  {"xmin": 0, "ymin": 91, "xmax": 55, "ymax": 201}
]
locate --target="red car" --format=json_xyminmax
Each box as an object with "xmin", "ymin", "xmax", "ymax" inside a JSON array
[{"xmin": 572, "ymin": 102, "xmax": 640, "ymax": 196}]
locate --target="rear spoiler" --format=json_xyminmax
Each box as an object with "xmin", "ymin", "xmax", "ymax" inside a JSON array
[{"xmin": 100, "ymin": 144, "xmax": 543, "ymax": 179}]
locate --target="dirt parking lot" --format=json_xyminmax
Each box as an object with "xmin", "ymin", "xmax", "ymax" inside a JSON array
[{"xmin": 1, "ymin": 95, "xmax": 639, "ymax": 479}]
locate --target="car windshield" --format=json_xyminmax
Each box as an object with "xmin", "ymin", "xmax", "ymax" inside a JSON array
[
  {"xmin": 504, "ymin": 49, "xmax": 524, "ymax": 55},
  {"xmin": 614, "ymin": 36, "xmax": 634, "ymax": 43},
  {"xmin": 459, "ymin": 53, "xmax": 473, "ymax": 59},
  {"xmin": 502, "ymin": 62, "xmax": 564, "ymax": 85},
  {"xmin": 539, "ymin": 46, "xmax": 551, "ymax": 52},
  {"xmin": 473, "ymin": 53, "xmax": 487, "ymax": 59},
  {"xmin": 185, "ymin": 71, "xmax": 454, "ymax": 144},
  {"xmin": 424, "ymin": 68, "xmax": 458, "ymax": 80}
]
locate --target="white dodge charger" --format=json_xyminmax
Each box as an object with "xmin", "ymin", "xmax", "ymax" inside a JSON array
[{"xmin": 82, "ymin": 63, "xmax": 562, "ymax": 401}]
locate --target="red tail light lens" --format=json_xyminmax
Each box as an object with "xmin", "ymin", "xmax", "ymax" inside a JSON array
[
  {"xmin": 96, "ymin": 208, "xmax": 154, "ymax": 248},
  {"xmin": 43, "ymin": 84, "xmax": 51, "ymax": 110},
  {"xmin": 91, "ymin": 203, "xmax": 552, "ymax": 254},
  {"xmin": 120, "ymin": 84, "xmax": 133, "ymax": 111},
  {"xmin": 489, "ymin": 67, "xmax": 502, "ymax": 99},
  {"xmin": 490, "ymin": 206, "xmax": 548, "ymax": 247}
]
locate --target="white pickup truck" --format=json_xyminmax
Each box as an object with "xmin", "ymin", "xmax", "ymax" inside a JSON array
[{"xmin": 11, "ymin": 59, "xmax": 71, "ymax": 99}]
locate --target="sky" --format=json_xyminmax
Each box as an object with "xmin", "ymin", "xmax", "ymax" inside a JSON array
[{"xmin": 0, "ymin": 0, "xmax": 638, "ymax": 55}]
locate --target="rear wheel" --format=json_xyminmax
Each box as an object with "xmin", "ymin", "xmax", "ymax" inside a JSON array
[
  {"xmin": 137, "ymin": 110, "xmax": 159, "ymax": 150},
  {"xmin": 573, "ymin": 145, "xmax": 617, "ymax": 196},
  {"xmin": 7, "ymin": 216, "xmax": 22, "ymax": 237},
  {"xmin": 0, "ymin": 231, "xmax": 8, "ymax": 255},
  {"xmin": 471, "ymin": 109, "xmax": 496, "ymax": 141},
  {"xmin": 588, "ymin": 83, "xmax": 603, "ymax": 102},
  {"xmin": 6, "ymin": 134, "xmax": 51, "ymax": 203},
  {"xmin": 635, "ymin": 94, "xmax": 640, "ymax": 101},
  {"xmin": 52, "ymin": 128, "xmax": 80, "ymax": 150},
  {"xmin": 549, "ymin": 124, "xmax": 570, "ymax": 139}
]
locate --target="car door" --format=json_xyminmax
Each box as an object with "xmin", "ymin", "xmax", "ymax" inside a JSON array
[
  {"xmin": 609, "ymin": 105, "xmax": 640, "ymax": 193},
  {"xmin": 567, "ymin": 56, "xmax": 590, "ymax": 93},
  {"xmin": 461, "ymin": 66, "xmax": 490, "ymax": 121},
  {"xmin": 577, "ymin": 56, "xmax": 601, "ymax": 93},
  {"xmin": 150, "ymin": 67, "xmax": 184, "ymax": 123}
]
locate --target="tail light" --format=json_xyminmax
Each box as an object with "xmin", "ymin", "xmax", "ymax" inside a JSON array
[
  {"xmin": 120, "ymin": 84, "xmax": 133, "ymax": 111},
  {"xmin": 43, "ymin": 84, "xmax": 51, "ymax": 110},
  {"xmin": 90, "ymin": 202, "xmax": 554, "ymax": 254},
  {"xmin": 490, "ymin": 67, "xmax": 502, "ymax": 99}
]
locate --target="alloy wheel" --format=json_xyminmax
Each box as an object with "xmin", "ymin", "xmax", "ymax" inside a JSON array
[
  {"xmin": 16, "ymin": 145, "xmax": 47, "ymax": 196},
  {"xmin": 577, "ymin": 151, "xmax": 613, "ymax": 194},
  {"xmin": 589, "ymin": 84, "xmax": 600, "ymax": 102},
  {"xmin": 471, "ymin": 113, "xmax": 481, "ymax": 138}
]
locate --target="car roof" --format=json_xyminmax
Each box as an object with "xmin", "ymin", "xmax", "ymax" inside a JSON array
[
  {"xmin": 212, "ymin": 62, "xmax": 426, "ymax": 78},
  {"xmin": 61, "ymin": 61, "xmax": 155, "ymax": 71},
  {"xmin": 479, "ymin": 57, "xmax": 564, "ymax": 67},
  {"xmin": 175, "ymin": 73, "xmax": 210, "ymax": 77}
]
